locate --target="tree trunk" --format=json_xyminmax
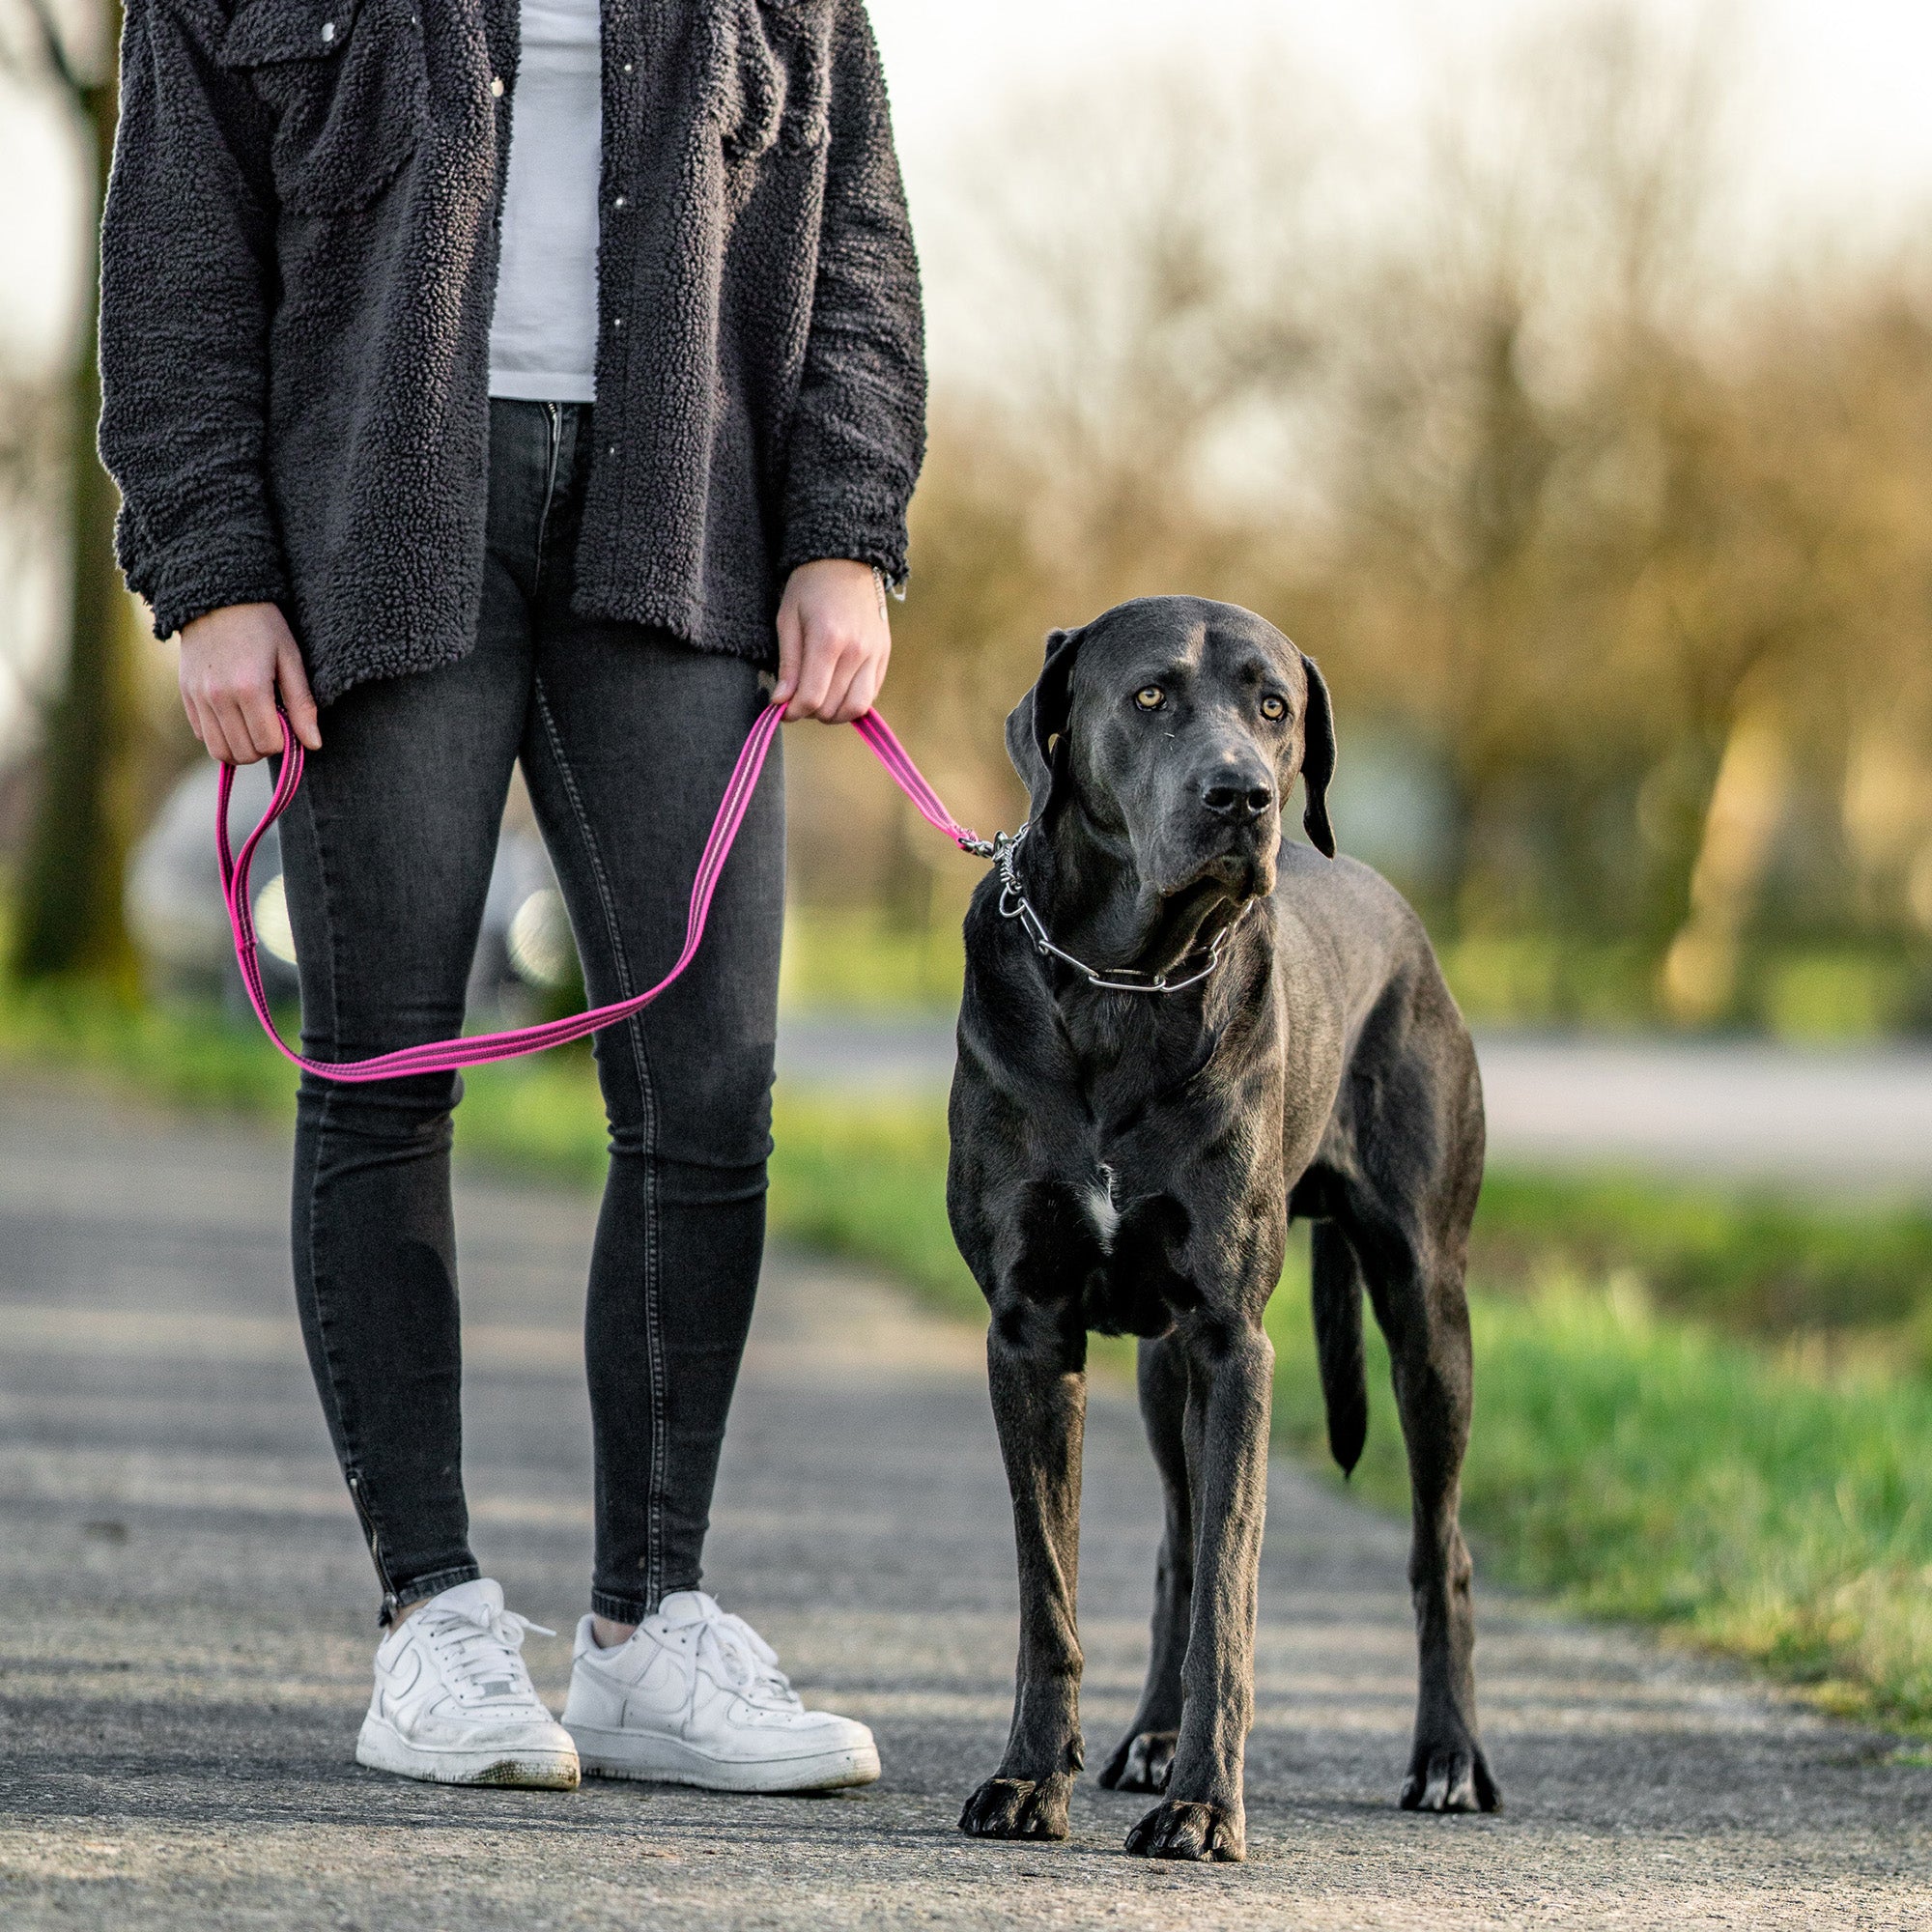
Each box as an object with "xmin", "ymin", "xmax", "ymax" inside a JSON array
[{"xmin": 11, "ymin": 10, "xmax": 137, "ymax": 989}]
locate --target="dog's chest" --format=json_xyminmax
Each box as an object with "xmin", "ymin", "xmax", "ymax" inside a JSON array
[{"xmin": 1082, "ymin": 1164, "xmax": 1122, "ymax": 1246}]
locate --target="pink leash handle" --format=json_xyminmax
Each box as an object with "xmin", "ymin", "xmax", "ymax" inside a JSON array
[{"xmin": 219, "ymin": 700, "xmax": 988, "ymax": 1084}]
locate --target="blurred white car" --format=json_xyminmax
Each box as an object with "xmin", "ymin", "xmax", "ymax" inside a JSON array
[{"xmin": 127, "ymin": 760, "xmax": 581, "ymax": 1018}]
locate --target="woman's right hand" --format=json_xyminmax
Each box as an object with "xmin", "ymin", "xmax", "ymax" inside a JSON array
[{"xmin": 178, "ymin": 602, "xmax": 323, "ymax": 764}]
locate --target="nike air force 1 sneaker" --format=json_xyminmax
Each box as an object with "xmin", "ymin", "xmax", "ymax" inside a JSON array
[
  {"xmin": 355, "ymin": 1577, "xmax": 580, "ymax": 1788},
  {"xmin": 563, "ymin": 1590, "xmax": 880, "ymax": 1793}
]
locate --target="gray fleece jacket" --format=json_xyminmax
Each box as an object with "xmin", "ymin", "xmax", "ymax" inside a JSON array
[{"xmin": 99, "ymin": 0, "xmax": 926, "ymax": 704}]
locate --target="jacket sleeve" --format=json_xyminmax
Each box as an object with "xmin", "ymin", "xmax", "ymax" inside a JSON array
[
  {"xmin": 99, "ymin": 0, "xmax": 289, "ymax": 640},
  {"xmin": 778, "ymin": 0, "xmax": 927, "ymax": 584}
]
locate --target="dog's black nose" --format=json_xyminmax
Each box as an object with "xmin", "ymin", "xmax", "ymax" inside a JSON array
[{"xmin": 1201, "ymin": 777, "xmax": 1275, "ymax": 822}]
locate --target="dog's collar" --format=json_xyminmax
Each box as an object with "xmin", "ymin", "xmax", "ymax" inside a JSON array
[{"xmin": 987, "ymin": 824, "xmax": 1234, "ymax": 996}]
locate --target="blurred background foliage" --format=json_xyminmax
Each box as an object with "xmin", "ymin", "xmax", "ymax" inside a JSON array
[
  {"xmin": 2, "ymin": 1, "xmax": 1931, "ymax": 1031},
  {"xmin": 780, "ymin": 4, "xmax": 1932, "ymax": 1036}
]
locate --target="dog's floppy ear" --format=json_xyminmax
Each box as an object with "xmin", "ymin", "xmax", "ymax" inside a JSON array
[
  {"xmin": 1004, "ymin": 625, "xmax": 1084, "ymax": 820},
  {"xmin": 1299, "ymin": 652, "xmax": 1337, "ymax": 859}
]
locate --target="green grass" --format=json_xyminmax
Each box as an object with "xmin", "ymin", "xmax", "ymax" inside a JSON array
[
  {"xmin": 7, "ymin": 981, "xmax": 1932, "ymax": 1731},
  {"xmin": 1471, "ymin": 1171, "xmax": 1932, "ymax": 1345},
  {"xmin": 780, "ymin": 908, "xmax": 964, "ymax": 1014},
  {"xmin": 1269, "ymin": 1270, "xmax": 1932, "ymax": 1730},
  {"xmin": 776, "ymin": 916, "xmax": 1929, "ymax": 1038}
]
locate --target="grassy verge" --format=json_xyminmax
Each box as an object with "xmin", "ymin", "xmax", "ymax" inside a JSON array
[
  {"xmin": 6, "ymin": 984, "xmax": 1931, "ymax": 1730},
  {"xmin": 1473, "ymin": 1170, "xmax": 1932, "ymax": 1347},
  {"xmin": 1270, "ymin": 1273, "xmax": 1932, "ymax": 1731}
]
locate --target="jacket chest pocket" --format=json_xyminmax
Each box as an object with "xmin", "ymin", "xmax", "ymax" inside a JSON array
[
  {"xmin": 219, "ymin": 0, "xmax": 428, "ymax": 214},
  {"xmin": 720, "ymin": 0, "xmax": 832, "ymax": 162}
]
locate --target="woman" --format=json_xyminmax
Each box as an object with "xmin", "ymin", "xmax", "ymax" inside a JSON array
[{"xmin": 99, "ymin": 0, "xmax": 924, "ymax": 1794}]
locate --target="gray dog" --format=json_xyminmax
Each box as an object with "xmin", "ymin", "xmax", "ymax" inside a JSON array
[{"xmin": 947, "ymin": 595, "xmax": 1499, "ymax": 1862}]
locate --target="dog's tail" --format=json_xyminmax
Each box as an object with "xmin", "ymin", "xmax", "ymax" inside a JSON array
[{"xmin": 1311, "ymin": 1220, "xmax": 1369, "ymax": 1478}]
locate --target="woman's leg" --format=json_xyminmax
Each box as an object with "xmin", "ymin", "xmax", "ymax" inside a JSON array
[
  {"xmin": 516, "ymin": 476, "xmax": 782, "ymax": 1622},
  {"xmin": 279, "ymin": 405, "xmax": 548, "ymax": 1623}
]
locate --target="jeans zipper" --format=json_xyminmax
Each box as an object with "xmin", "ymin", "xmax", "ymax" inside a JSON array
[
  {"xmin": 346, "ymin": 1468, "xmax": 400, "ymax": 1626},
  {"xmin": 533, "ymin": 400, "xmax": 564, "ymax": 592}
]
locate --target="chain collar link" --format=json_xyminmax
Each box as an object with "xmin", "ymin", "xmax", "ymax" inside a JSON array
[{"xmin": 971, "ymin": 824, "xmax": 1232, "ymax": 996}]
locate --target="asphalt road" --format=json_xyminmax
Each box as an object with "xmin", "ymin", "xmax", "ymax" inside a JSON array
[
  {"xmin": 777, "ymin": 1018, "xmax": 1932, "ymax": 1193},
  {"xmin": 3, "ymin": 1079, "xmax": 1930, "ymax": 1929}
]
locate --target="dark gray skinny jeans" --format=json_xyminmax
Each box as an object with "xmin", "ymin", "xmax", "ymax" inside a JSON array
[{"xmin": 278, "ymin": 398, "xmax": 783, "ymax": 1626}]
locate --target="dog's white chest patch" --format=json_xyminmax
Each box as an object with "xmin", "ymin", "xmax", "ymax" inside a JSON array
[{"xmin": 1085, "ymin": 1165, "xmax": 1122, "ymax": 1249}]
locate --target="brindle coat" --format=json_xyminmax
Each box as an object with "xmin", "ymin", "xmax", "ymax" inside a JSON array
[{"xmin": 947, "ymin": 596, "xmax": 1500, "ymax": 1862}]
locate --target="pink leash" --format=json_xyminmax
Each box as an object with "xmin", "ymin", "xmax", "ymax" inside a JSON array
[{"xmin": 218, "ymin": 703, "xmax": 988, "ymax": 1083}]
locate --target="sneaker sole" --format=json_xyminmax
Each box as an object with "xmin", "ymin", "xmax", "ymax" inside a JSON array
[
  {"xmin": 567, "ymin": 1723, "xmax": 880, "ymax": 1794},
  {"xmin": 355, "ymin": 1714, "xmax": 581, "ymax": 1790}
]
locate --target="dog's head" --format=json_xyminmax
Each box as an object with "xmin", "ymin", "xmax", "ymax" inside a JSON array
[{"xmin": 1005, "ymin": 597, "xmax": 1335, "ymax": 916}]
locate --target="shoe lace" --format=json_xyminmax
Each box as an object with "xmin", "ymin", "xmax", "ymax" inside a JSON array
[
  {"xmin": 427, "ymin": 1603, "xmax": 554, "ymax": 1702},
  {"xmin": 688, "ymin": 1605, "xmax": 798, "ymax": 1708}
]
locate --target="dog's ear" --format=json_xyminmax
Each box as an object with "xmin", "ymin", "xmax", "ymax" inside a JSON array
[
  {"xmin": 1004, "ymin": 625, "xmax": 1084, "ymax": 820},
  {"xmin": 1299, "ymin": 652, "xmax": 1337, "ymax": 859}
]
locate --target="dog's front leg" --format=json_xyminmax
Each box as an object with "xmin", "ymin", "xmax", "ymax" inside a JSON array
[
  {"xmin": 1123, "ymin": 1319, "xmax": 1272, "ymax": 1863},
  {"xmin": 958, "ymin": 1314, "xmax": 1087, "ymax": 1842}
]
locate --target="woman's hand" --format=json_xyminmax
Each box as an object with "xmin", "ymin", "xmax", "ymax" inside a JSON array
[
  {"xmin": 178, "ymin": 602, "xmax": 323, "ymax": 764},
  {"xmin": 773, "ymin": 558, "xmax": 892, "ymax": 723}
]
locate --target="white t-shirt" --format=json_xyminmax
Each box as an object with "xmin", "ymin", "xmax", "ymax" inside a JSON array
[{"xmin": 488, "ymin": 0, "xmax": 602, "ymax": 402}]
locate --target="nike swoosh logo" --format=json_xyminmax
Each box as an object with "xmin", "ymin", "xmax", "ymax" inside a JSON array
[{"xmin": 382, "ymin": 1647, "xmax": 423, "ymax": 1717}]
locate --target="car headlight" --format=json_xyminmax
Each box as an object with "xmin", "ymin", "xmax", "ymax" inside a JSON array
[
  {"xmin": 507, "ymin": 889, "xmax": 576, "ymax": 988},
  {"xmin": 253, "ymin": 875, "xmax": 298, "ymax": 966}
]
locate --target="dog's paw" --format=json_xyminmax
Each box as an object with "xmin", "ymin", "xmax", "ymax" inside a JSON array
[
  {"xmin": 1097, "ymin": 1729, "xmax": 1177, "ymax": 1793},
  {"xmin": 957, "ymin": 1775, "xmax": 1070, "ymax": 1841},
  {"xmin": 1399, "ymin": 1737, "xmax": 1502, "ymax": 1814},
  {"xmin": 1123, "ymin": 1798, "xmax": 1244, "ymax": 1862}
]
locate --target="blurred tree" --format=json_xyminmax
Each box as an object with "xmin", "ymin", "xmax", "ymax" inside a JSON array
[
  {"xmin": 808, "ymin": 2, "xmax": 1932, "ymax": 1030},
  {"xmin": 0, "ymin": 377, "xmax": 66, "ymax": 752},
  {"xmin": 5, "ymin": 0, "xmax": 138, "ymax": 988}
]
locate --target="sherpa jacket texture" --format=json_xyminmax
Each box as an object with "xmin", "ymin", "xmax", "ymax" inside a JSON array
[{"xmin": 99, "ymin": 0, "xmax": 926, "ymax": 705}]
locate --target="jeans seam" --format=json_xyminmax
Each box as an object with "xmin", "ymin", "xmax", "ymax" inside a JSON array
[
  {"xmin": 291, "ymin": 778, "xmax": 404, "ymax": 1615},
  {"xmin": 532, "ymin": 675, "xmax": 668, "ymax": 1613}
]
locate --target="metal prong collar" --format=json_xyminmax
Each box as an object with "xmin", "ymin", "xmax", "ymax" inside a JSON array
[{"xmin": 989, "ymin": 824, "xmax": 1232, "ymax": 996}]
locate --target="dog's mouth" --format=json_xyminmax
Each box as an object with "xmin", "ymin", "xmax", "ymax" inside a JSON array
[
  {"xmin": 1153, "ymin": 824, "xmax": 1277, "ymax": 910},
  {"xmin": 1135, "ymin": 837, "xmax": 1274, "ymax": 974}
]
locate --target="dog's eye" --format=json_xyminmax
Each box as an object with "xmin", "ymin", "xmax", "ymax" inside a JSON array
[
  {"xmin": 1134, "ymin": 687, "xmax": 1165, "ymax": 712},
  {"xmin": 1260, "ymin": 695, "xmax": 1288, "ymax": 722}
]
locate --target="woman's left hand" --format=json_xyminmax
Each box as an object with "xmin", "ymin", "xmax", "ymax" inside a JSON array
[{"xmin": 773, "ymin": 558, "xmax": 892, "ymax": 723}]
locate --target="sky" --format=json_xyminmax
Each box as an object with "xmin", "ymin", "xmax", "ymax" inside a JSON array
[{"xmin": 866, "ymin": 0, "xmax": 1932, "ymax": 243}]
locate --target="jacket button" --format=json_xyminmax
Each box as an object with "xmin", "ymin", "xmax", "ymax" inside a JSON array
[
  {"xmin": 319, "ymin": 18, "xmax": 335, "ymax": 41},
  {"xmin": 490, "ymin": 75, "xmax": 505, "ymax": 98},
  {"xmin": 612, "ymin": 194, "xmax": 628, "ymax": 210},
  {"xmin": 608, "ymin": 443, "xmax": 619, "ymax": 457},
  {"xmin": 622, "ymin": 61, "xmax": 634, "ymax": 74}
]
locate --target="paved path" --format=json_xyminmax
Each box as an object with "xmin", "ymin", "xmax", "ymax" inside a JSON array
[
  {"xmin": 2, "ymin": 1081, "xmax": 1929, "ymax": 1928},
  {"xmin": 778, "ymin": 1018, "xmax": 1932, "ymax": 1193}
]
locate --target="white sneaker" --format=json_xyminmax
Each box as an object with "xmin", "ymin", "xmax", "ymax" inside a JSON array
[
  {"xmin": 562, "ymin": 1590, "xmax": 880, "ymax": 1793},
  {"xmin": 355, "ymin": 1578, "xmax": 580, "ymax": 1789}
]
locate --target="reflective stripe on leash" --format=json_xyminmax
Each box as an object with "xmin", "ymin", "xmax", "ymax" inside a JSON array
[{"xmin": 217, "ymin": 701, "xmax": 990, "ymax": 1084}]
